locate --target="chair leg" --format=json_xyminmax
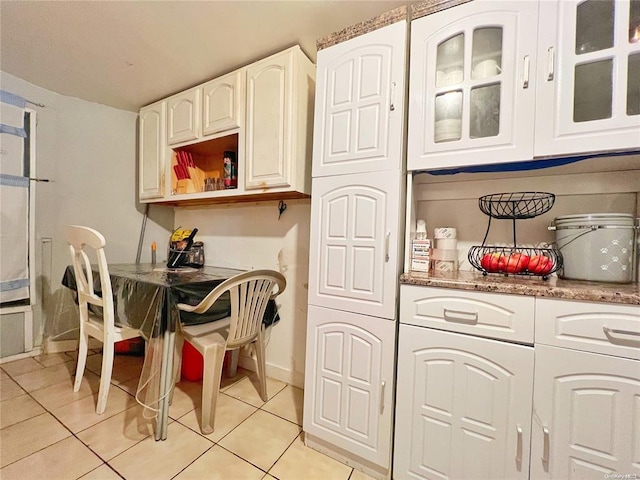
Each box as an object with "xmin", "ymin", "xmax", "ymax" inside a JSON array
[
  {"xmin": 254, "ymin": 331, "xmax": 268, "ymax": 402},
  {"xmin": 96, "ymin": 339, "xmax": 115, "ymax": 414},
  {"xmin": 200, "ymin": 344, "xmax": 225, "ymax": 435},
  {"xmin": 225, "ymin": 349, "xmax": 239, "ymax": 378},
  {"xmin": 74, "ymin": 331, "xmax": 89, "ymax": 392}
]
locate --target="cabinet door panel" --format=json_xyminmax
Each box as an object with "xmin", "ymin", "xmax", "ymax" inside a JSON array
[
  {"xmin": 308, "ymin": 171, "xmax": 400, "ymax": 319},
  {"xmin": 245, "ymin": 52, "xmax": 291, "ymax": 189},
  {"xmin": 202, "ymin": 70, "xmax": 243, "ymax": 136},
  {"xmin": 139, "ymin": 102, "xmax": 165, "ymax": 200},
  {"xmin": 408, "ymin": 1, "xmax": 538, "ymax": 170},
  {"xmin": 394, "ymin": 325, "xmax": 533, "ymax": 480},
  {"xmin": 167, "ymin": 89, "xmax": 200, "ymax": 145},
  {"xmin": 535, "ymin": 0, "xmax": 640, "ymax": 156},
  {"xmin": 312, "ymin": 21, "xmax": 406, "ymax": 177},
  {"xmin": 531, "ymin": 345, "xmax": 640, "ymax": 479},
  {"xmin": 303, "ymin": 305, "xmax": 395, "ymax": 467}
]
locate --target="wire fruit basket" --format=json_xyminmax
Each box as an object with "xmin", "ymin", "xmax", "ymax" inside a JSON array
[{"xmin": 468, "ymin": 192, "xmax": 562, "ymax": 280}]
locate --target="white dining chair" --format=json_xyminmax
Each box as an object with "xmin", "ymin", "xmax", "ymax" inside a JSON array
[
  {"xmin": 177, "ymin": 269, "xmax": 286, "ymax": 434},
  {"xmin": 66, "ymin": 225, "xmax": 142, "ymax": 414}
]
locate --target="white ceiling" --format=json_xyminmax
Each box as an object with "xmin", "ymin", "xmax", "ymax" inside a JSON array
[{"xmin": 1, "ymin": 0, "xmax": 413, "ymax": 112}]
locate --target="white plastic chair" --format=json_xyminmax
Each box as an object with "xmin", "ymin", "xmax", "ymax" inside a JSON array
[
  {"xmin": 177, "ymin": 269, "xmax": 286, "ymax": 434},
  {"xmin": 66, "ymin": 225, "xmax": 141, "ymax": 414}
]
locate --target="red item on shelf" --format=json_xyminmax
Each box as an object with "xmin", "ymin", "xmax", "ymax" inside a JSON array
[{"xmin": 181, "ymin": 341, "xmax": 203, "ymax": 381}]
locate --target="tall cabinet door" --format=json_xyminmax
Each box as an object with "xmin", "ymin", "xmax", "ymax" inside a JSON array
[
  {"xmin": 394, "ymin": 325, "xmax": 534, "ymax": 480},
  {"xmin": 245, "ymin": 49, "xmax": 293, "ymax": 190},
  {"xmin": 535, "ymin": 0, "xmax": 640, "ymax": 157},
  {"xmin": 531, "ymin": 345, "xmax": 640, "ymax": 480},
  {"xmin": 312, "ymin": 21, "xmax": 406, "ymax": 177},
  {"xmin": 408, "ymin": 1, "xmax": 538, "ymax": 170},
  {"xmin": 139, "ymin": 101, "xmax": 166, "ymax": 200},
  {"xmin": 307, "ymin": 170, "xmax": 401, "ymax": 320},
  {"xmin": 303, "ymin": 305, "xmax": 395, "ymax": 467}
]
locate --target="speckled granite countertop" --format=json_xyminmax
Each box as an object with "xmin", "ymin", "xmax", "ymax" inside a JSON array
[{"xmin": 401, "ymin": 271, "xmax": 640, "ymax": 305}]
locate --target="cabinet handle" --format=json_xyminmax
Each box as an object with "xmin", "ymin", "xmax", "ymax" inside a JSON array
[
  {"xmin": 390, "ymin": 82, "xmax": 396, "ymax": 111},
  {"xmin": 443, "ymin": 307, "xmax": 478, "ymax": 324},
  {"xmin": 516, "ymin": 424, "xmax": 523, "ymax": 463},
  {"xmin": 385, "ymin": 231, "xmax": 390, "ymax": 262},
  {"xmin": 603, "ymin": 325, "xmax": 640, "ymax": 341},
  {"xmin": 522, "ymin": 55, "xmax": 530, "ymax": 89},
  {"xmin": 542, "ymin": 426, "xmax": 550, "ymax": 465},
  {"xmin": 380, "ymin": 381, "xmax": 386, "ymax": 414},
  {"xmin": 547, "ymin": 47, "xmax": 555, "ymax": 81}
]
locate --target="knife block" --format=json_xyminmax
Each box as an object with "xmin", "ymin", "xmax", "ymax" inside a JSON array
[{"xmin": 175, "ymin": 179, "xmax": 199, "ymax": 194}]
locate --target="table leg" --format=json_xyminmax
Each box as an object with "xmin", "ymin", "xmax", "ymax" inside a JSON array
[
  {"xmin": 154, "ymin": 329, "xmax": 172, "ymax": 441},
  {"xmin": 159, "ymin": 331, "xmax": 175, "ymax": 439}
]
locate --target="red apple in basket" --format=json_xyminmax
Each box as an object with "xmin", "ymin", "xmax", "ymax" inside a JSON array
[
  {"xmin": 505, "ymin": 253, "xmax": 530, "ymax": 273},
  {"xmin": 481, "ymin": 252, "xmax": 504, "ymax": 272},
  {"xmin": 528, "ymin": 254, "xmax": 553, "ymax": 275}
]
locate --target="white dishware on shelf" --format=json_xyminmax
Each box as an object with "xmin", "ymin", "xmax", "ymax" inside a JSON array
[
  {"xmin": 434, "ymin": 119, "xmax": 462, "ymax": 142},
  {"xmin": 473, "ymin": 59, "xmax": 502, "ymax": 79}
]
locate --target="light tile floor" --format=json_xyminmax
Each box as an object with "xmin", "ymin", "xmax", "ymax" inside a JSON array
[{"xmin": 0, "ymin": 351, "xmax": 374, "ymax": 480}]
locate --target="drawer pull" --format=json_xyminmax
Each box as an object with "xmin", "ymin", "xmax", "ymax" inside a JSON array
[
  {"xmin": 522, "ymin": 55, "xmax": 530, "ymax": 89},
  {"xmin": 603, "ymin": 325, "xmax": 640, "ymax": 341},
  {"xmin": 380, "ymin": 381, "xmax": 386, "ymax": 414},
  {"xmin": 443, "ymin": 307, "xmax": 478, "ymax": 324},
  {"xmin": 516, "ymin": 424, "xmax": 523, "ymax": 463},
  {"xmin": 542, "ymin": 426, "xmax": 550, "ymax": 465},
  {"xmin": 547, "ymin": 47, "xmax": 555, "ymax": 81},
  {"xmin": 385, "ymin": 232, "xmax": 390, "ymax": 262}
]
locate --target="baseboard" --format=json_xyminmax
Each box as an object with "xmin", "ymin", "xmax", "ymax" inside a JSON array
[
  {"xmin": 304, "ymin": 432, "xmax": 391, "ymax": 480},
  {"xmin": 237, "ymin": 354, "xmax": 304, "ymax": 389},
  {"xmin": 0, "ymin": 347, "xmax": 42, "ymax": 364}
]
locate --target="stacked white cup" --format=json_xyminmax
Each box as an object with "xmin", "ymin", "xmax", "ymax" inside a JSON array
[{"xmin": 433, "ymin": 227, "xmax": 458, "ymax": 272}]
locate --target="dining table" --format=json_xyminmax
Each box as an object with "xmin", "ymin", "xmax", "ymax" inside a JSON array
[{"xmin": 62, "ymin": 263, "xmax": 252, "ymax": 440}]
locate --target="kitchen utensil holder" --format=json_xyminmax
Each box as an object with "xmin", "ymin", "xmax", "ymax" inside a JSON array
[{"xmin": 468, "ymin": 191, "xmax": 562, "ymax": 279}]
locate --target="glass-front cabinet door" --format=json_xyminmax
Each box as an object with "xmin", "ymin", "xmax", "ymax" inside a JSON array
[
  {"xmin": 535, "ymin": 0, "xmax": 640, "ymax": 157},
  {"xmin": 408, "ymin": 1, "xmax": 538, "ymax": 171}
]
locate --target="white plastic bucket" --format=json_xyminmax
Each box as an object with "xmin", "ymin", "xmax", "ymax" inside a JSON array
[{"xmin": 551, "ymin": 213, "xmax": 637, "ymax": 283}]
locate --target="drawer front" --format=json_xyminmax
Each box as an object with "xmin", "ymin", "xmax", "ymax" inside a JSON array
[
  {"xmin": 536, "ymin": 298, "xmax": 640, "ymax": 360},
  {"xmin": 400, "ymin": 285, "xmax": 534, "ymax": 343}
]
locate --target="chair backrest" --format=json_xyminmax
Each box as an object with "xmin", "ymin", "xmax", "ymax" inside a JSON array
[
  {"xmin": 66, "ymin": 225, "xmax": 115, "ymax": 334},
  {"xmin": 186, "ymin": 269, "xmax": 286, "ymax": 348}
]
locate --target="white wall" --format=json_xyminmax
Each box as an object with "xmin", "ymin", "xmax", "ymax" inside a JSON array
[
  {"xmin": 0, "ymin": 72, "xmax": 173, "ymax": 350},
  {"xmin": 174, "ymin": 199, "xmax": 310, "ymax": 388}
]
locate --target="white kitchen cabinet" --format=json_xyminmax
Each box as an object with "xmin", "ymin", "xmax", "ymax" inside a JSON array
[
  {"xmin": 167, "ymin": 87, "xmax": 200, "ymax": 145},
  {"xmin": 312, "ymin": 21, "xmax": 406, "ymax": 177},
  {"xmin": 534, "ymin": 0, "xmax": 640, "ymax": 157},
  {"xmin": 245, "ymin": 46, "xmax": 315, "ymax": 192},
  {"xmin": 307, "ymin": 170, "xmax": 402, "ymax": 320},
  {"xmin": 394, "ymin": 324, "xmax": 534, "ymax": 480},
  {"xmin": 303, "ymin": 305, "xmax": 395, "ymax": 470},
  {"xmin": 139, "ymin": 100, "xmax": 166, "ymax": 200},
  {"xmin": 531, "ymin": 344, "xmax": 640, "ymax": 479},
  {"xmin": 408, "ymin": 1, "xmax": 538, "ymax": 170},
  {"xmin": 202, "ymin": 70, "xmax": 243, "ymax": 136}
]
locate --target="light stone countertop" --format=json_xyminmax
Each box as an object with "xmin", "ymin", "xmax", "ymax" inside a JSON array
[{"xmin": 400, "ymin": 270, "xmax": 640, "ymax": 305}]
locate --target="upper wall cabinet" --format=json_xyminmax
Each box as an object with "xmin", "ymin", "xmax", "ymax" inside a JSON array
[
  {"xmin": 534, "ymin": 0, "xmax": 640, "ymax": 157},
  {"xmin": 139, "ymin": 100, "xmax": 166, "ymax": 200},
  {"xmin": 202, "ymin": 70, "xmax": 244, "ymax": 137},
  {"xmin": 312, "ymin": 21, "xmax": 407, "ymax": 177},
  {"xmin": 138, "ymin": 46, "xmax": 315, "ymax": 205},
  {"xmin": 408, "ymin": 1, "xmax": 539, "ymax": 170},
  {"xmin": 245, "ymin": 46, "xmax": 315, "ymax": 191},
  {"xmin": 167, "ymin": 87, "xmax": 201, "ymax": 145}
]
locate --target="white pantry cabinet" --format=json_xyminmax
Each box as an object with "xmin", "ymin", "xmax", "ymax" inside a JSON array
[
  {"xmin": 245, "ymin": 46, "xmax": 315, "ymax": 191},
  {"xmin": 394, "ymin": 325, "xmax": 534, "ymax": 480},
  {"xmin": 307, "ymin": 170, "xmax": 402, "ymax": 320},
  {"xmin": 139, "ymin": 100, "xmax": 166, "ymax": 200},
  {"xmin": 408, "ymin": 0, "xmax": 538, "ymax": 170},
  {"xmin": 534, "ymin": 0, "xmax": 640, "ymax": 157},
  {"xmin": 312, "ymin": 21, "xmax": 406, "ymax": 177},
  {"xmin": 531, "ymin": 345, "xmax": 640, "ymax": 479},
  {"xmin": 167, "ymin": 87, "xmax": 201, "ymax": 145},
  {"xmin": 303, "ymin": 305, "xmax": 395, "ymax": 469}
]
